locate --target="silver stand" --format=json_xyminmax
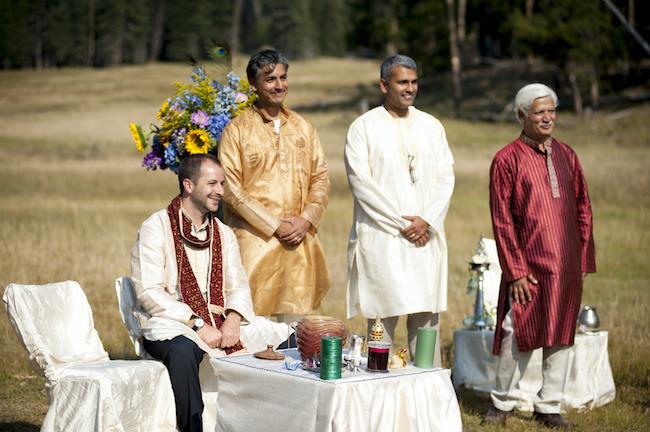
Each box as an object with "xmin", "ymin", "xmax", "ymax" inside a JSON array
[{"xmin": 468, "ymin": 235, "xmax": 491, "ymax": 331}]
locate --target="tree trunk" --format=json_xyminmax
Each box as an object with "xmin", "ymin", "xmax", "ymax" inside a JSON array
[
  {"xmin": 457, "ymin": 0, "xmax": 466, "ymax": 48},
  {"xmin": 446, "ymin": 0, "xmax": 462, "ymax": 109},
  {"xmin": 628, "ymin": 0, "xmax": 635, "ymax": 27},
  {"xmin": 568, "ymin": 68, "xmax": 583, "ymax": 114},
  {"xmin": 590, "ymin": 63, "xmax": 600, "ymax": 110},
  {"xmin": 525, "ymin": 0, "xmax": 534, "ymax": 73},
  {"xmin": 34, "ymin": 6, "xmax": 45, "ymax": 69},
  {"xmin": 86, "ymin": 0, "xmax": 95, "ymax": 66},
  {"xmin": 230, "ymin": 0, "xmax": 242, "ymax": 54},
  {"xmin": 149, "ymin": 0, "xmax": 165, "ymax": 62},
  {"xmin": 602, "ymin": 0, "xmax": 650, "ymax": 55},
  {"xmin": 111, "ymin": 2, "xmax": 126, "ymax": 65},
  {"xmin": 386, "ymin": 0, "xmax": 399, "ymax": 55}
]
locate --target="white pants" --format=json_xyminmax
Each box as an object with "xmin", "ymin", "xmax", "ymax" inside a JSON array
[
  {"xmin": 367, "ymin": 312, "xmax": 441, "ymax": 367},
  {"xmin": 491, "ymin": 309, "xmax": 571, "ymax": 414}
]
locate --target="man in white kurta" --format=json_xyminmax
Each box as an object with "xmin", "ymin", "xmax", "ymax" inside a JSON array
[
  {"xmin": 345, "ymin": 55, "xmax": 454, "ymax": 365},
  {"xmin": 131, "ymin": 155, "xmax": 290, "ymax": 432}
]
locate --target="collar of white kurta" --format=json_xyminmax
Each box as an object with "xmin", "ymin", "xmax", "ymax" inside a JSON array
[
  {"xmin": 167, "ymin": 195, "xmax": 243, "ymax": 354},
  {"xmin": 520, "ymin": 132, "xmax": 560, "ymax": 198}
]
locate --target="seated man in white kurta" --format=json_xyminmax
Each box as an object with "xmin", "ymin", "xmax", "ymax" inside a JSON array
[
  {"xmin": 131, "ymin": 154, "xmax": 291, "ymax": 432},
  {"xmin": 344, "ymin": 54, "xmax": 455, "ymax": 365}
]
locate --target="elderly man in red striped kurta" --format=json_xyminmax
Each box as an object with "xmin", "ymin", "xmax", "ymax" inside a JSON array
[{"xmin": 484, "ymin": 83, "xmax": 596, "ymax": 429}]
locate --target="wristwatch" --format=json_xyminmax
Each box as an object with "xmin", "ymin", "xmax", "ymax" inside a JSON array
[{"xmin": 191, "ymin": 316, "xmax": 205, "ymax": 331}]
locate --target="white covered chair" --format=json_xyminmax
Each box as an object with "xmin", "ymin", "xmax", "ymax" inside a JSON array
[
  {"xmin": 3, "ymin": 280, "xmax": 177, "ymax": 432},
  {"xmin": 115, "ymin": 276, "xmax": 219, "ymax": 432},
  {"xmin": 482, "ymin": 238, "xmax": 502, "ymax": 312}
]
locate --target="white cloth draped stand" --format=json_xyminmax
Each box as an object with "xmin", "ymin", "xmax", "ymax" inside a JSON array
[
  {"xmin": 452, "ymin": 329, "xmax": 616, "ymax": 411},
  {"xmin": 211, "ymin": 348, "xmax": 462, "ymax": 432}
]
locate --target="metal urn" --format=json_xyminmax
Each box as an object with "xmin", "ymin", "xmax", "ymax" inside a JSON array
[
  {"xmin": 467, "ymin": 235, "xmax": 491, "ymax": 331},
  {"xmin": 578, "ymin": 306, "xmax": 600, "ymax": 332}
]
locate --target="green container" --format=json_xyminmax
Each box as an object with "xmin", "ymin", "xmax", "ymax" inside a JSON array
[
  {"xmin": 320, "ymin": 336, "xmax": 342, "ymax": 380},
  {"xmin": 414, "ymin": 327, "xmax": 437, "ymax": 368}
]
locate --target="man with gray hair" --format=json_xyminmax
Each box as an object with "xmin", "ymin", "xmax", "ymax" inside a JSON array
[
  {"xmin": 344, "ymin": 54, "xmax": 455, "ymax": 364},
  {"xmin": 485, "ymin": 83, "xmax": 596, "ymax": 428}
]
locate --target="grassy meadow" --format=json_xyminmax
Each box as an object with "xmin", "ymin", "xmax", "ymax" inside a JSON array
[{"xmin": 0, "ymin": 57, "xmax": 649, "ymax": 431}]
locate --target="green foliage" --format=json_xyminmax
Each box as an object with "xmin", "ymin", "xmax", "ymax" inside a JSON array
[
  {"xmin": 401, "ymin": 0, "xmax": 449, "ymax": 71},
  {"xmin": 0, "ymin": 0, "xmax": 35, "ymax": 68},
  {"xmin": 312, "ymin": 0, "xmax": 348, "ymax": 56},
  {"xmin": 265, "ymin": 0, "xmax": 317, "ymax": 58},
  {"xmin": 512, "ymin": 0, "xmax": 623, "ymax": 67}
]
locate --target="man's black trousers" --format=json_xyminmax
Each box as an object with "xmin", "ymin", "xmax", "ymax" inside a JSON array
[{"xmin": 143, "ymin": 336, "xmax": 204, "ymax": 432}]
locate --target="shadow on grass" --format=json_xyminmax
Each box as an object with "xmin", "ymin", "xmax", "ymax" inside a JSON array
[
  {"xmin": 455, "ymin": 385, "xmax": 492, "ymax": 416},
  {"xmin": 0, "ymin": 422, "xmax": 40, "ymax": 432}
]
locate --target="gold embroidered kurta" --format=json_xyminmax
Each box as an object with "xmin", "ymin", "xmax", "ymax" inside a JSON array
[{"xmin": 219, "ymin": 106, "xmax": 330, "ymax": 315}]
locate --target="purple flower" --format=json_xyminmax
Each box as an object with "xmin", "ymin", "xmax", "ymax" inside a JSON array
[
  {"xmin": 171, "ymin": 128, "xmax": 188, "ymax": 147},
  {"xmin": 234, "ymin": 92, "xmax": 248, "ymax": 104},
  {"xmin": 191, "ymin": 110, "xmax": 210, "ymax": 128},
  {"xmin": 142, "ymin": 151, "xmax": 163, "ymax": 170}
]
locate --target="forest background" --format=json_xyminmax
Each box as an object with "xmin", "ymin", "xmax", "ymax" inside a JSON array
[
  {"xmin": 1, "ymin": 0, "xmax": 649, "ymax": 112},
  {"xmin": 1, "ymin": 0, "xmax": 649, "ymax": 431}
]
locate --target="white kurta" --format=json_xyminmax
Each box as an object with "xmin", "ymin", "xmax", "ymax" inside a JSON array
[
  {"xmin": 131, "ymin": 209, "xmax": 290, "ymax": 356},
  {"xmin": 345, "ymin": 106, "xmax": 455, "ymax": 318}
]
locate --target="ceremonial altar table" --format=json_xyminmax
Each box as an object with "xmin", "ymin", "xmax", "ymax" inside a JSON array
[
  {"xmin": 210, "ymin": 348, "xmax": 462, "ymax": 432},
  {"xmin": 452, "ymin": 329, "xmax": 616, "ymax": 411}
]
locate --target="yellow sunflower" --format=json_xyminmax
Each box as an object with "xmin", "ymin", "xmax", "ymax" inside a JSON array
[
  {"xmin": 157, "ymin": 100, "xmax": 169, "ymax": 120},
  {"xmin": 129, "ymin": 123, "xmax": 146, "ymax": 152},
  {"xmin": 184, "ymin": 129, "xmax": 212, "ymax": 154}
]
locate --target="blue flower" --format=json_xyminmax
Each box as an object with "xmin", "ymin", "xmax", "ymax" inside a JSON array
[
  {"xmin": 207, "ymin": 114, "xmax": 231, "ymax": 142},
  {"xmin": 227, "ymin": 72, "xmax": 240, "ymax": 90},
  {"xmin": 191, "ymin": 66, "xmax": 207, "ymax": 83},
  {"xmin": 214, "ymin": 86, "xmax": 235, "ymax": 117},
  {"xmin": 164, "ymin": 144, "xmax": 180, "ymax": 173},
  {"xmin": 177, "ymin": 91, "xmax": 201, "ymax": 110}
]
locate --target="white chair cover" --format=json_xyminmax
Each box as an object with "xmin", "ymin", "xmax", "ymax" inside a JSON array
[
  {"xmin": 482, "ymin": 238, "xmax": 502, "ymax": 311},
  {"xmin": 3, "ymin": 280, "xmax": 176, "ymax": 432},
  {"xmin": 115, "ymin": 277, "xmax": 151, "ymax": 359},
  {"xmin": 115, "ymin": 276, "xmax": 219, "ymax": 432}
]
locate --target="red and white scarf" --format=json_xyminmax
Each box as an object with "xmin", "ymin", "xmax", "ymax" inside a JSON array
[{"xmin": 166, "ymin": 196, "xmax": 243, "ymax": 354}]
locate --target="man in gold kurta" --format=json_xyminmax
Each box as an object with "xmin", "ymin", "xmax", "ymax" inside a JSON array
[{"xmin": 219, "ymin": 49, "xmax": 330, "ymax": 320}]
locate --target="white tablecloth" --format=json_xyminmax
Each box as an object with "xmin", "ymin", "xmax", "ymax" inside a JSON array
[
  {"xmin": 210, "ymin": 349, "xmax": 462, "ymax": 432},
  {"xmin": 452, "ymin": 329, "xmax": 616, "ymax": 411}
]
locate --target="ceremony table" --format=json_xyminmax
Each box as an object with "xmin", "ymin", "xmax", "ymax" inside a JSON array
[
  {"xmin": 452, "ymin": 329, "xmax": 616, "ymax": 411},
  {"xmin": 210, "ymin": 348, "xmax": 462, "ymax": 432}
]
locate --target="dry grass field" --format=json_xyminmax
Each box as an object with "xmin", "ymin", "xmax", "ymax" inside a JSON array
[{"xmin": 0, "ymin": 57, "xmax": 649, "ymax": 431}]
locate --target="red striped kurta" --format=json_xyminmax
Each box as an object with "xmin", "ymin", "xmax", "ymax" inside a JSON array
[{"xmin": 490, "ymin": 136, "xmax": 596, "ymax": 354}]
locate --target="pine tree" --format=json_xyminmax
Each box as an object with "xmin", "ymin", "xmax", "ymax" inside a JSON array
[
  {"xmin": 265, "ymin": 0, "xmax": 316, "ymax": 59},
  {"xmin": 512, "ymin": 0, "xmax": 624, "ymax": 112},
  {"xmin": 311, "ymin": 0, "xmax": 348, "ymax": 56},
  {"xmin": 0, "ymin": 0, "xmax": 36, "ymax": 68}
]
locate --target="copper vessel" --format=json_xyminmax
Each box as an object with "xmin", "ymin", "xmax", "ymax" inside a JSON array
[{"xmin": 295, "ymin": 315, "xmax": 347, "ymax": 362}]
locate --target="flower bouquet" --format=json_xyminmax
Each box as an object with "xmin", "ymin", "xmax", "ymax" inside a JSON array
[{"xmin": 129, "ymin": 65, "xmax": 256, "ymax": 173}]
